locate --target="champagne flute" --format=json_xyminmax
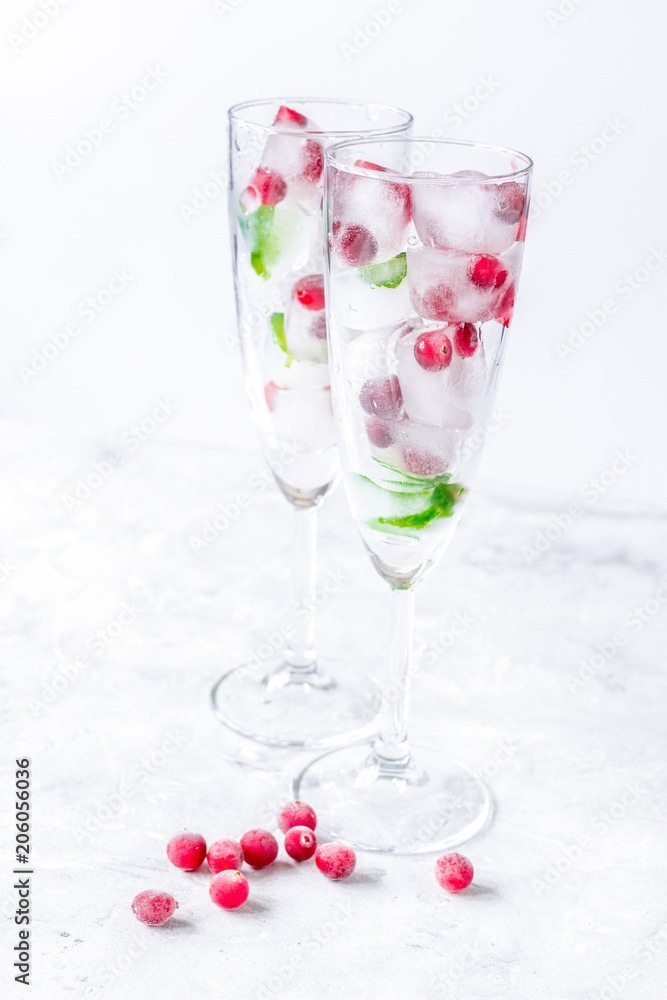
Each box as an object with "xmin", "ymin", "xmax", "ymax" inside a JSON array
[
  {"xmin": 212, "ymin": 100, "xmax": 413, "ymax": 748},
  {"xmin": 293, "ymin": 136, "xmax": 533, "ymax": 849}
]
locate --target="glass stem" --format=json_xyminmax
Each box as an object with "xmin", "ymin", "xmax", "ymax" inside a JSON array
[
  {"xmin": 284, "ymin": 506, "xmax": 317, "ymax": 671},
  {"xmin": 373, "ymin": 586, "xmax": 415, "ymax": 766}
]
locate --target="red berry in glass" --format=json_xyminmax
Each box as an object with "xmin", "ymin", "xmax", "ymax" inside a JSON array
[
  {"xmin": 207, "ymin": 839, "xmax": 244, "ymax": 875},
  {"xmin": 131, "ymin": 890, "xmax": 178, "ymax": 926},
  {"xmin": 209, "ymin": 870, "xmax": 249, "ymax": 910},
  {"xmin": 414, "ymin": 329, "xmax": 453, "ymax": 371},
  {"xmin": 273, "ymin": 105, "xmax": 308, "ymax": 128},
  {"xmin": 240, "ymin": 829, "xmax": 279, "ymax": 869},
  {"xmin": 467, "ymin": 254, "xmax": 508, "ymax": 289},
  {"xmin": 166, "ymin": 832, "xmax": 206, "ymax": 871},
  {"xmin": 403, "ymin": 449, "xmax": 448, "ymax": 477},
  {"xmin": 332, "ymin": 221, "xmax": 378, "ymax": 267},
  {"xmin": 294, "ymin": 275, "xmax": 325, "ymax": 312},
  {"xmin": 278, "ymin": 800, "xmax": 317, "ymax": 834},
  {"xmin": 250, "ymin": 167, "xmax": 287, "ymax": 207},
  {"xmin": 434, "ymin": 852, "xmax": 474, "ymax": 892},
  {"xmin": 492, "ymin": 181, "xmax": 525, "ymax": 224},
  {"xmin": 366, "ymin": 417, "xmax": 395, "ymax": 449},
  {"xmin": 359, "ymin": 375, "xmax": 403, "ymax": 420},
  {"xmin": 315, "ymin": 843, "xmax": 356, "ymax": 881},
  {"xmin": 452, "ymin": 323, "xmax": 479, "ymax": 359},
  {"xmin": 284, "ymin": 825, "xmax": 318, "ymax": 862}
]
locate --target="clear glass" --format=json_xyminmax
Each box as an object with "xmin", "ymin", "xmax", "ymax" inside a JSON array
[
  {"xmin": 212, "ymin": 100, "xmax": 413, "ymax": 748},
  {"xmin": 293, "ymin": 137, "xmax": 533, "ymax": 848}
]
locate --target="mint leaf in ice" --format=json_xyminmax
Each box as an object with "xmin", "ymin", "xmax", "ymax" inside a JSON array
[{"xmin": 358, "ymin": 252, "xmax": 407, "ymax": 289}]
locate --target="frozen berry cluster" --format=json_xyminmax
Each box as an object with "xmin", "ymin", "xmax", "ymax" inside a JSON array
[{"xmin": 131, "ymin": 801, "xmax": 359, "ymax": 924}]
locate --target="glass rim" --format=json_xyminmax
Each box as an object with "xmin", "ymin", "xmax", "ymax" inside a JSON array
[
  {"xmin": 227, "ymin": 97, "xmax": 414, "ymax": 139},
  {"xmin": 325, "ymin": 136, "xmax": 534, "ymax": 183}
]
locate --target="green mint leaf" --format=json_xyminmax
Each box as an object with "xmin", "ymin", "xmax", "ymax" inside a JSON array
[
  {"xmin": 269, "ymin": 312, "xmax": 294, "ymax": 366},
  {"xmin": 358, "ymin": 252, "xmax": 407, "ymax": 289},
  {"xmin": 240, "ymin": 204, "xmax": 277, "ymax": 280}
]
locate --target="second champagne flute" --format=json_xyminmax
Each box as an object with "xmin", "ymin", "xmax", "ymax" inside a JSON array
[{"xmin": 212, "ymin": 99, "xmax": 413, "ymax": 748}]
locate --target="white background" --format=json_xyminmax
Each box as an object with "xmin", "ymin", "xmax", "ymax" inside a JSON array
[
  {"xmin": 3, "ymin": 4, "xmax": 667, "ymax": 1000},
  {"xmin": 2, "ymin": 0, "xmax": 665, "ymax": 509}
]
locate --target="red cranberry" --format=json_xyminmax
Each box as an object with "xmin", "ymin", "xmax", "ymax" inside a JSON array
[
  {"xmin": 492, "ymin": 182, "xmax": 525, "ymax": 224},
  {"xmin": 434, "ymin": 852, "xmax": 474, "ymax": 892},
  {"xmin": 273, "ymin": 105, "xmax": 308, "ymax": 128},
  {"xmin": 294, "ymin": 274, "xmax": 325, "ymax": 311},
  {"xmin": 166, "ymin": 832, "xmax": 206, "ymax": 871},
  {"xmin": 403, "ymin": 449, "xmax": 448, "ymax": 477},
  {"xmin": 366, "ymin": 417, "xmax": 395, "ymax": 449},
  {"xmin": 207, "ymin": 839, "xmax": 244, "ymax": 874},
  {"xmin": 452, "ymin": 323, "xmax": 479, "ymax": 358},
  {"xmin": 251, "ymin": 167, "xmax": 287, "ymax": 206},
  {"xmin": 278, "ymin": 800, "xmax": 317, "ymax": 834},
  {"xmin": 467, "ymin": 254, "xmax": 508, "ymax": 289},
  {"xmin": 494, "ymin": 283, "xmax": 515, "ymax": 325},
  {"xmin": 414, "ymin": 329, "xmax": 453, "ymax": 371},
  {"xmin": 332, "ymin": 221, "xmax": 378, "ymax": 267},
  {"xmin": 284, "ymin": 826, "xmax": 317, "ymax": 862},
  {"xmin": 314, "ymin": 843, "xmax": 356, "ymax": 880},
  {"xmin": 301, "ymin": 140, "xmax": 324, "ymax": 183},
  {"xmin": 264, "ymin": 381, "xmax": 281, "ymax": 411},
  {"xmin": 209, "ymin": 870, "xmax": 249, "ymax": 909},
  {"xmin": 131, "ymin": 890, "xmax": 178, "ymax": 926},
  {"xmin": 240, "ymin": 829, "xmax": 278, "ymax": 869},
  {"xmin": 359, "ymin": 376, "xmax": 403, "ymax": 420}
]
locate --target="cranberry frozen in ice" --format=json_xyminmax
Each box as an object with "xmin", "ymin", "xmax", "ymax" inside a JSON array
[
  {"xmin": 411, "ymin": 170, "xmax": 526, "ymax": 254},
  {"xmin": 331, "ymin": 160, "xmax": 411, "ymax": 267},
  {"xmin": 278, "ymin": 800, "xmax": 317, "ymax": 834},
  {"xmin": 407, "ymin": 246, "xmax": 515, "ymax": 325},
  {"xmin": 166, "ymin": 831, "xmax": 206, "ymax": 871},
  {"xmin": 315, "ymin": 843, "xmax": 356, "ymax": 880},
  {"xmin": 207, "ymin": 839, "xmax": 244, "ymax": 875},
  {"xmin": 467, "ymin": 254, "xmax": 507, "ymax": 289},
  {"xmin": 434, "ymin": 852, "xmax": 474, "ymax": 892},
  {"xmin": 414, "ymin": 329, "xmax": 453, "ymax": 372},
  {"xmin": 452, "ymin": 322, "xmax": 479, "ymax": 358},
  {"xmin": 285, "ymin": 825, "xmax": 318, "ymax": 862},
  {"xmin": 285, "ymin": 274, "xmax": 328, "ymax": 362},
  {"xmin": 209, "ymin": 870, "xmax": 249, "ymax": 910},
  {"xmin": 366, "ymin": 417, "xmax": 396, "ymax": 449},
  {"xmin": 240, "ymin": 829, "xmax": 279, "ymax": 869},
  {"xmin": 359, "ymin": 375, "xmax": 404, "ymax": 421},
  {"xmin": 131, "ymin": 890, "xmax": 178, "ymax": 926}
]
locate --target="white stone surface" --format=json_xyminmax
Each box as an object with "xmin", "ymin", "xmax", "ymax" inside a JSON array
[{"xmin": 3, "ymin": 424, "xmax": 667, "ymax": 1000}]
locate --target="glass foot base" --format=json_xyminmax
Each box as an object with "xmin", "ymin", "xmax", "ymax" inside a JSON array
[
  {"xmin": 210, "ymin": 657, "xmax": 382, "ymax": 750},
  {"xmin": 292, "ymin": 742, "xmax": 493, "ymax": 853}
]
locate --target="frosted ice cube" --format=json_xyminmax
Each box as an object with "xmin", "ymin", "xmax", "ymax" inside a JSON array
[
  {"xmin": 332, "ymin": 261, "xmax": 413, "ymax": 331},
  {"xmin": 284, "ymin": 274, "xmax": 327, "ymax": 363},
  {"xmin": 411, "ymin": 171, "xmax": 525, "ymax": 254},
  {"xmin": 393, "ymin": 419, "xmax": 461, "ymax": 476},
  {"xmin": 330, "ymin": 164, "xmax": 411, "ymax": 267},
  {"xmin": 395, "ymin": 327, "xmax": 473, "ymax": 430},
  {"xmin": 407, "ymin": 246, "xmax": 514, "ymax": 325}
]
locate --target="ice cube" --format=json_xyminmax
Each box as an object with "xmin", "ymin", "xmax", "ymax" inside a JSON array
[
  {"xmin": 393, "ymin": 419, "xmax": 461, "ymax": 476},
  {"xmin": 395, "ymin": 326, "xmax": 473, "ymax": 430},
  {"xmin": 284, "ymin": 274, "xmax": 328, "ymax": 362},
  {"xmin": 332, "ymin": 255, "xmax": 413, "ymax": 331},
  {"xmin": 411, "ymin": 171, "xmax": 526, "ymax": 254},
  {"xmin": 407, "ymin": 247, "xmax": 503, "ymax": 325},
  {"xmin": 343, "ymin": 327, "xmax": 399, "ymax": 397},
  {"xmin": 330, "ymin": 162, "xmax": 411, "ymax": 267}
]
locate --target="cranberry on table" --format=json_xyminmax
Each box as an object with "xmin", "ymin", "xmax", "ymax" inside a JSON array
[
  {"xmin": 434, "ymin": 852, "xmax": 474, "ymax": 892},
  {"xmin": 207, "ymin": 839, "xmax": 244, "ymax": 875},
  {"xmin": 131, "ymin": 890, "xmax": 178, "ymax": 926},
  {"xmin": 209, "ymin": 870, "xmax": 249, "ymax": 910},
  {"xmin": 285, "ymin": 826, "xmax": 317, "ymax": 863},
  {"xmin": 240, "ymin": 829, "xmax": 279, "ymax": 869},
  {"xmin": 315, "ymin": 843, "xmax": 356, "ymax": 880},
  {"xmin": 166, "ymin": 832, "xmax": 207, "ymax": 871},
  {"xmin": 278, "ymin": 800, "xmax": 317, "ymax": 834}
]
